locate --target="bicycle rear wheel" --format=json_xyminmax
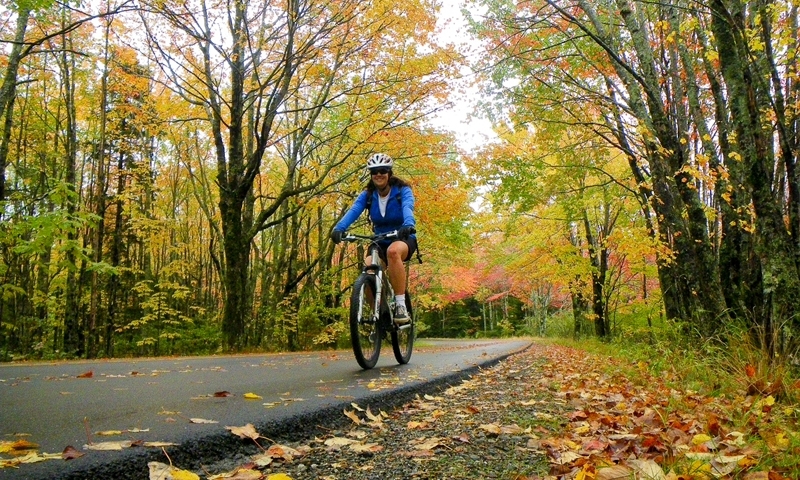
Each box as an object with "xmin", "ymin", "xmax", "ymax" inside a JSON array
[
  {"xmin": 391, "ymin": 290, "xmax": 415, "ymax": 364},
  {"xmin": 350, "ymin": 274, "xmax": 382, "ymax": 369}
]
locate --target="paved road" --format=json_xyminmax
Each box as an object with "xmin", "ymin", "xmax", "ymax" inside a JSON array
[{"xmin": 0, "ymin": 338, "xmax": 531, "ymax": 479}]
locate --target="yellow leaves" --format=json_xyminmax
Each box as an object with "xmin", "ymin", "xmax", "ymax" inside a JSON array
[
  {"xmin": 172, "ymin": 469, "xmax": 201, "ymax": 480},
  {"xmin": 243, "ymin": 392, "xmax": 262, "ymax": 400},
  {"xmin": 754, "ymin": 395, "xmax": 775, "ymax": 410},
  {"xmin": 148, "ymin": 461, "xmax": 199, "ymax": 480},
  {"xmin": 691, "ymin": 433, "xmax": 713, "ymax": 445},
  {"xmin": 0, "ymin": 439, "xmax": 38, "ymax": 454}
]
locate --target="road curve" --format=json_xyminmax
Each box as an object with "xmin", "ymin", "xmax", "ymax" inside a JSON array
[{"xmin": 0, "ymin": 338, "xmax": 531, "ymax": 479}]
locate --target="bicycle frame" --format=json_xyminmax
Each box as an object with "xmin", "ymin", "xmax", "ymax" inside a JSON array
[
  {"xmin": 363, "ymin": 244, "xmax": 392, "ymax": 325},
  {"xmin": 343, "ymin": 230, "xmax": 416, "ymax": 369},
  {"xmin": 347, "ymin": 231, "xmax": 409, "ymax": 325}
]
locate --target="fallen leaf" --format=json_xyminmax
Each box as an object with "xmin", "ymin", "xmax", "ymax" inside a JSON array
[
  {"xmin": 266, "ymin": 474, "xmax": 293, "ymax": 480},
  {"xmin": 214, "ymin": 391, "xmax": 233, "ymax": 397},
  {"xmin": 148, "ymin": 461, "xmax": 200, "ymax": 480},
  {"xmin": 407, "ymin": 421, "xmax": 429, "ymax": 430},
  {"xmin": 596, "ymin": 465, "xmax": 632, "ymax": 480},
  {"xmin": 344, "ymin": 409, "xmax": 361, "ymax": 425},
  {"xmin": 222, "ymin": 468, "xmax": 262, "ymax": 479},
  {"xmin": 243, "ymin": 393, "xmax": 262, "ymax": 400},
  {"xmin": 741, "ymin": 472, "xmax": 769, "ymax": 480},
  {"xmin": 500, "ymin": 424, "xmax": 524, "ymax": 434},
  {"xmin": 84, "ymin": 440, "xmax": 133, "ymax": 451},
  {"xmin": 350, "ymin": 442, "xmax": 383, "ymax": 454},
  {"xmin": 0, "ymin": 439, "xmax": 39, "ymax": 454},
  {"xmin": 142, "ymin": 442, "xmax": 178, "ymax": 448},
  {"xmin": 226, "ymin": 424, "xmax": 260, "ymax": 441},
  {"xmin": 252, "ymin": 453, "xmax": 273, "ymax": 467},
  {"xmin": 552, "ymin": 450, "xmax": 581, "ymax": 465},
  {"xmin": 9, "ymin": 452, "xmax": 61, "ymax": 464},
  {"xmin": 479, "ymin": 424, "xmax": 502, "ymax": 435},
  {"xmin": 95, "ymin": 430, "xmax": 124, "ymax": 436},
  {"xmin": 628, "ymin": 459, "xmax": 666, "ymax": 480},
  {"xmin": 172, "ymin": 470, "xmax": 200, "ymax": 480},
  {"xmin": 413, "ymin": 437, "xmax": 444, "ymax": 451},
  {"xmin": 692, "ymin": 433, "xmax": 713, "ymax": 445},
  {"xmin": 324, "ymin": 437, "xmax": 358, "ymax": 447},
  {"xmin": 76, "ymin": 371, "xmax": 93, "ymax": 379},
  {"xmin": 62, "ymin": 445, "xmax": 84, "ymax": 460},
  {"xmin": 365, "ymin": 407, "xmax": 381, "ymax": 422},
  {"xmin": 265, "ymin": 444, "xmax": 302, "ymax": 461},
  {"xmin": 189, "ymin": 418, "xmax": 218, "ymax": 424}
]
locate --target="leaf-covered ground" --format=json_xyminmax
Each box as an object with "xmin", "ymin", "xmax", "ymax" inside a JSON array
[{"xmin": 205, "ymin": 341, "xmax": 796, "ymax": 480}]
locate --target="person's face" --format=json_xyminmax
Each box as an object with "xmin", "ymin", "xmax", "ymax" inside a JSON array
[{"xmin": 370, "ymin": 168, "xmax": 391, "ymax": 188}]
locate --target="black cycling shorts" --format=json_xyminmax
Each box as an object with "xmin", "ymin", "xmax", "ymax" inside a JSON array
[{"xmin": 376, "ymin": 237, "xmax": 418, "ymax": 263}]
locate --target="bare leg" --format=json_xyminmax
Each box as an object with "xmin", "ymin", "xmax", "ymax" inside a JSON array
[{"xmin": 386, "ymin": 241, "xmax": 409, "ymax": 295}]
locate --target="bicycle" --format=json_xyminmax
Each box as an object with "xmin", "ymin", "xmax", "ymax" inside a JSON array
[{"xmin": 342, "ymin": 230, "xmax": 415, "ymax": 369}]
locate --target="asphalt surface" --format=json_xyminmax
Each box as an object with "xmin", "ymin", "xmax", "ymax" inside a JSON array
[{"xmin": 0, "ymin": 338, "xmax": 531, "ymax": 479}]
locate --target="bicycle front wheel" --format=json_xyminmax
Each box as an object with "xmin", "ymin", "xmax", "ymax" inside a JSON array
[
  {"xmin": 391, "ymin": 291, "xmax": 415, "ymax": 364},
  {"xmin": 349, "ymin": 274, "xmax": 382, "ymax": 369}
]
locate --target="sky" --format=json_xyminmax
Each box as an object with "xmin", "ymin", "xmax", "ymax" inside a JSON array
[{"xmin": 428, "ymin": 0, "xmax": 497, "ymax": 151}]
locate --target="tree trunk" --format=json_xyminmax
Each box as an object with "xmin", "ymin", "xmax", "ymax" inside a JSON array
[
  {"xmin": 711, "ymin": 1, "xmax": 800, "ymax": 344},
  {"xmin": 0, "ymin": 6, "xmax": 31, "ymax": 203}
]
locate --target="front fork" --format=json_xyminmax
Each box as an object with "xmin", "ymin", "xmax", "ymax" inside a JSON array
[{"xmin": 363, "ymin": 252, "xmax": 394, "ymax": 325}]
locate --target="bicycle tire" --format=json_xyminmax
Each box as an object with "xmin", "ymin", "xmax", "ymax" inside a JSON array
[
  {"xmin": 391, "ymin": 290, "xmax": 415, "ymax": 364},
  {"xmin": 349, "ymin": 273, "xmax": 382, "ymax": 369}
]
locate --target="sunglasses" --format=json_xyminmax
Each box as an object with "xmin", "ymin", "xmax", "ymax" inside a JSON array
[{"xmin": 370, "ymin": 168, "xmax": 391, "ymax": 176}]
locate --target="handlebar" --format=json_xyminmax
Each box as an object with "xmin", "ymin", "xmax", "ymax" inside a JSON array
[{"xmin": 342, "ymin": 228, "xmax": 415, "ymax": 243}]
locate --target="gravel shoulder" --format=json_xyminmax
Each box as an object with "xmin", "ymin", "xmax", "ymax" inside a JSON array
[{"xmin": 202, "ymin": 341, "xmax": 560, "ymax": 480}]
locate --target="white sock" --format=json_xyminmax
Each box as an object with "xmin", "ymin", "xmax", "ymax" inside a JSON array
[{"xmin": 395, "ymin": 294, "xmax": 406, "ymax": 308}]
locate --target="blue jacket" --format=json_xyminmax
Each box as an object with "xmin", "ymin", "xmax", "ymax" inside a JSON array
[{"xmin": 334, "ymin": 185, "xmax": 416, "ymax": 238}]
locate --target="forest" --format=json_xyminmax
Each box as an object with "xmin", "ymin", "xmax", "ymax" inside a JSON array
[{"xmin": 1, "ymin": 0, "xmax": 799, "ymax": 361}]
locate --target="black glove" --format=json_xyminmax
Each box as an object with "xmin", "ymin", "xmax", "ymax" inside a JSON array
[
  {"xmin": 331, "ymin": 230, "xmax": 344, "ymax": 244},
  {"xmin": 397, "ymin": 226, "xmax": 414, "ymax": 240}
]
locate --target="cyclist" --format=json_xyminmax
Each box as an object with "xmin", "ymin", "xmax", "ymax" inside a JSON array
[{"xmin": 331, "ymin": 153, "xmax": 417, "ymax": 324}]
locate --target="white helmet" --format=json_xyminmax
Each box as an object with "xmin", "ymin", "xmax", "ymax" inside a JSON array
[{"xmin": 366, "ymin": 153, "xmax": 393, "ymax": 170}]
